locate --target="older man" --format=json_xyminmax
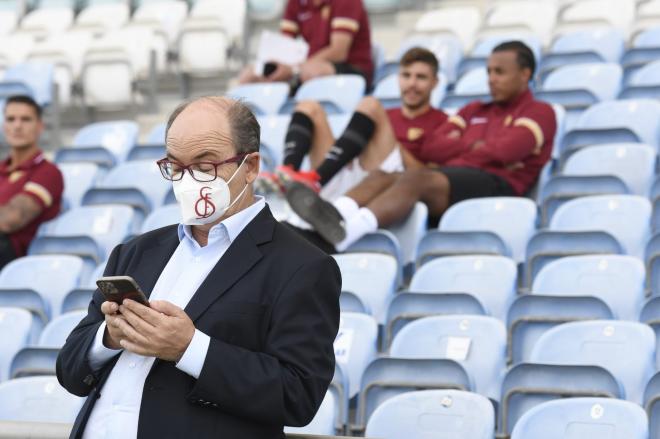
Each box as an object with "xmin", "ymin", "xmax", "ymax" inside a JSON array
[{"xmin": 57, "ymin": 97, "xmax": 341, "ymax": 438}]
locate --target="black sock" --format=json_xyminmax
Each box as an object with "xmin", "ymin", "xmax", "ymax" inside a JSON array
[
  {"xmin": 316, "ymin": 112, "xmax": 376, "ymax": 185},
  {"xmin": 283, "ymin": 112, "xmax": 314, "ymax": 170}
]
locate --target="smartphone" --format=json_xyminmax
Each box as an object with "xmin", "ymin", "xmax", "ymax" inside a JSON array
[
  {"xmin": 96, "ymin": 275, "xmax": 149, "ymax": 306},
  {"xmin": 263, "ymin": 61, "xmax": 277, "ymax": 77}
]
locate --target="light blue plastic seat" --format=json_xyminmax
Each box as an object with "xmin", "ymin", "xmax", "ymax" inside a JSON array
[
  {"xmin": 0, "ymin": 255, "xmax": 89, "ymax": 322},
  {"xmin": 140, "ymin": 204, "xmax": 180, "ymax": 234},
  {"xmin": 127, "ymin": 122, "xmax": 166, "ymax": 161},
  {"xmin": 539, "ymin": 174, "xmax": 629, "ymax": 225},
  {"xmin": 82, "ymin": 159, "xmax": 170, "ymax": 216},
  {"xmin": 549, "ymin": 195, "xmax": 651, "ymax": 259},
  {"xmin": 539, "ymin": 28, "xmax": 625, "ymax": 79},
  {"xmin": 416, "ymin": 230, "xmax": 508, "ymax": 267},
  {"xmin": 327, "ymin": 113, "xmax": 351, "ymax": 137},
  {"xmin": 560, "ymin": 99, "xmax": 660, "ymax": 155},
  {"xmin": 333, "ymin": 253, "xmax": 397, "ymax": 324},
  {"xmin": 365, "ymin": 390, "xmax": 494, "ymax": 439},
  {"xmin": 530, "ymin": 320, "xmax": 656, "ymax": 404},
  {"xmin": 390, "ymin": 315, "xmax": 507, "ymax": 400},
  {"xmin": 0, "ymin": 376, "xmax": 84, "ymax": 423},
  {"xmin": 1, "ymin": 62, "xmax": 55, "ymax": 107},
  {"xmin": 532, "ymin": 254, "xmax": 645, "ymax": 321},
  {"xmin": 339, "ymin": 291, "xmax": 369, "ymax": 314},
  {"xmin": 622, "ymin": 26, "xmax": 660, "ymax": 80},
  {"xmin": 345, "ymin": 230, "xmax": 402, "ymax": 283},
  {"xmin": 640, "ymin": 296, "xmax": 660, "ymax": 368},
  {"xmin": 227, "ymin": 82, "xmax": 290, "ymax": 115},
  {"xmin": 284, "ymin": 390, "xmax": 336, "ymax": 436},
  {"xmin": 459, "ymin": 33, "xmax": 542, "ymax": 77},
  {"xmin": 644, "ymin": 370, "xmax": 660, "ymax": 439},
  {"xmin": 0, "ymin": 308, "xmax": 33, "ymax": 382},
  {"xmin": 507, "ymin": 294, "xmax": 614, "ymax": 364},
  {"xmin": 387, "ymin": 202, "xmax": 428, "ymax": 279},
  {"xmin": 409, "ymin": 255, "xmax": 517, "ymax": 321},
  {"xmin": 282, "ymin": 74, "xmax": 366, "ymax": 115},
  {"xmin": 29, "ymin": 205, "xmax": 139, "ymax": 265},
  {"xmin": 628, "ymin": 51, "xmax": 660, "ymax": 96},
  {"xmin": 385, "ymin": 292, "xmax": 486, "ymax": 348},
  {"xmin": 55, "ymin": 120, "xmax": 139, "ymax": 167},
  {"xmin": 441, "ymin": 67, "xmax": 490, "ymax": 108},
  {"xmin": 562, "ymin": 143, "xmax": 656, "ymax": 196},
  {"xmin": 10, "ymin": 310, "xmax": 86, "ymax": 379},
  {"xmin": 256, "ymin": 114, "xmax": 290, "ymax": 169},
  {"xmin": 646, "ymin": 234, "xmax": 660, "ymax": 295},
  {"xmin": 247, "ymin": 0, "xmax": 285, "ymax": 21},
  {"xmin": 438, "ymin": 197, "xmax": 537, "ymax": 263},
  {"xmin": 60, "ymin": 262, "xmax": 106, "ymax": 314},
  {"xmin": 334, "ymin": 312, "xmax": 378, "ymax": 399},
  {"xmin": 511, "ymin": 397, "xmax": 648, "ymax": 439},
  {"xmin": 500, "ymin": 363, "xmax": 622, "ymax": 437},
  {"xmin": 355, "ymin": 358, "xmax": 471, "ymax": 434},
  {"xmin": 58, "ymin": 162, "xmax": 101, "ymax": 210},
  {"xmin": 524, "ymin": 230, "xmax": 623, "ymax": 287},
  {"xmin": 373, "ymin": 72, "xmax": 448, "ymax": 109}
]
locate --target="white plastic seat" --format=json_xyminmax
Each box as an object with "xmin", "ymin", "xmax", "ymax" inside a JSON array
[
  {"xmin": 0, "ymin": 376, "xmax": 84, "ymax": 423},
  {"xmin": 414, "ymin": 6, "xmax": 482, "ymax": 49}
]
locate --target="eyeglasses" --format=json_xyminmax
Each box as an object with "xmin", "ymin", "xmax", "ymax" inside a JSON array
[{"xmin": 156, "ymin": 153, "xmax": 249, "ymax": 182}]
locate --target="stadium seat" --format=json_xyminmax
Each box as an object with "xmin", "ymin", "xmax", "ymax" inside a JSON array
[
  {"xmin": 437, "ymin": 197, "xmax": 537, "ymax": 263},
  {"xmin": 562, "ymin": 143, "xmax": 656, "ymax": 196},
  {"xmin": 556, "ymin": 0, "xmax": 634, "ymax": 35},
  {"xmin": 140, "ymin": 204, "xmax": 180, "ymax": 234},
  {"xmin": 345, "ymin": 230, "xmax": 402, "ymax": 285},
  {"xmin": 328, "ymin": 365, "xmax": 348, "ymax": 434},
  {"xmin": 640, "ymin": 296, "xmax": 660, "ymax": 366},
  {"xmin": 327, "ymin": 113, "xmax": 351, "ymax": 138},
  {"xmin": 646, "ymin": 234, "xmax": 660, "ymax": 294},
  {"xmin": 247, "ymin": 0, "xmax": 286, "ymax": 21},
  {"xmin": 385, "ymin": 292, "xmax": 486, "ymax": 348},
  {"xmin": 458, "ymin": 33, "xmax": 543, "ymax": 77},
  {"xmin": 75, "ymin": 2, "xmax": 129, "ymax": 33},
  {"xmin": 0, "ymin": 308, "xmax": 33, "ymax": 382},
  {"xmin": 559, "ymin": 99, "xmax": 660, "ymax": 156},
  {"xmin": 440, "ymin": 67, "xmax": 490, "ymax": 109},
  {"xmin": 127, "ymin": 123, "xmax": 166, "ymax": 161},
  {"xmin": 334, "ymin": 312, "xmax": 378, "ymax": 399},
  {"xmin": 354, "ymin": 358, "xmax": 471, "ymax": 434},
  {"xmin": 0, "ymin": 255, "xmax": 90, "ymax": 322},
  {"xmin": 1, "ymin": 62, "xmax": 55, "ymax": 111},
  {"xmin": 0, "ymin": 34, "xmax": 36, "ymax": 72},
  {"xmin": 60, "ymin": 262, "xmax": 105, "ymax": 314},
  {"xmin": 20, "ymin": 6, "xmax": 74, "ymax": 39},
  {"xmin": 363, "ymin": 0, "xmax": 400, "ymax": 14},
  {"xmin": 387, "ymin": 202, "xmax": 428, "ymax": 276},
  {"xmin": 620, "ymin": 59, "xmax": 660, "ymax": 100},
  {"xmin": 387, "ymin": 34, "xmax": 463, "ymax": 83},
  {"xmin": 178, "ymin": 16, "xmax": 230, "ymax": 76},
  {"xmin": 58, "ymin": 162, "xmax": 102, "ymax": 210},
  {"xmin": 415, "ymin": 230, "xmax": 508, "ymax": 267},
  {"xmin": 622, "ymin": 26, "xmax": 660, "ymax": 78},
  {"xmin": 55, "ymin": 120, "xmax": 139, "ymax": 167},
  {"xmin": 524, "ymin": 230, "xmax": 623, "ymax": 288},
  {"xmin": 281, "ymin": 74, "xmax": 366, "ymax": 115},
  {"xmin": 0, "ymin": 1, "xmax": 20, "ymax": 36},
  {"xmin": 132, "ymin": 0, "xmax": 188, "ymax": 50},
  {"xmin": 500, "ymin": 363, "xmax": 622, "ymax": 436},
  {"xmin": 284, "ymin": 390, "xmax": 336, "ymax": 436},
  {"xmin": 372, "ymin": 72, "xmax": 447, "ymax": 110},
  {"xmin": 549, "ymin": 194, "xmax": 651, "ymax": 258},
  {"xmin": 29, "ymin": 205, "xmax": 139, "ymax": 265},
  {"xmin": 332, "ymin": 253, "xmax": 397, "ymax": 324},
  {"xmin": 413, "ymin": 6, "xmax": 482, "ymax": 49},
  {"xmin": 409, "ymin": 255, "xmax": 517, "ymax": 321},
  {"xmin": 10, "ymin": 310, "xmax": 86, "ymax": 379},
  {"xmin": 226, "ymin": 82, "xmax": 290, "ymax": 115},
  {"xmin": 510, "ymin": 397, "xmax": 648, "ymax": 439},
  {"xmin": 532, "ymin": 254, "xmax": 645, "ymax": 321},
  {"xmin": 530, "ymin": 320, "xmax": 656, "ymax": 404},
  {"xmin": 339, "ymin": 291, "xmax": 369, "ymax": 314},
  {"xmin": 539, "ymin": 174, "xmax": 629, "ymax": 225},
  {"xmin": 507, "ymin": 294, "xmax": 614, "ymax": 364},
  {"xmin": 256, "ymin": 114, "xmax": 290, "ymax": 169},
  {"xmin": 189, "ymin": 0, "xmax": 246, "ymax": 45},
  {"xmin": 82, "ymin": 159, "xmax": 170, "ymax": 217},
  {"xmin": 644, "ymin": 370, "xmax": 660, "ymax": 439},
  {"xmin": 539, "ymin": 28, "xmax": 625, "ymax": 79},
  {"xmin": 365, "ymin": 390, "xmax": 494, "ymax": 439},
  {"xmin": 0, "ymin": 376, "xmax": 83, "ymax": 423},
  {"xmin": 389, "ymin": 315, "xmax": 507, "ymax": 400},
  {"xmin": 481, "ymin": 1, "xmax": 557, "ymax": 44}
]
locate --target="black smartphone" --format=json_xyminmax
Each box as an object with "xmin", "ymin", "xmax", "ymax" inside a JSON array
[
  {"xmin": 263, "ymin": 61, "xmax": 278, "ymax": 77},
  {"xmin": 96, "ymin": 275, "xmax": 149, "ymax": 307}
]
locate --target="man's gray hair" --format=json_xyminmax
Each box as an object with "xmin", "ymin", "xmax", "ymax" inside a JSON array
[{"xmin": 165, "ymin": 96, "xmax": 260, "ymax": 154}]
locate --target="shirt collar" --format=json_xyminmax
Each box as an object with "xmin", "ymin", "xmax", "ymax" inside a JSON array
[
  {"xmin": 177, "ymin": 195, "xmax": 266, "ymax": 244},
  {"xmin": 0, "ymin": 150, "xmax": 44, "ymax": 174},
  {"xmin": 498, "ymin": 88, "xmax": 533, "ymax": 110}
]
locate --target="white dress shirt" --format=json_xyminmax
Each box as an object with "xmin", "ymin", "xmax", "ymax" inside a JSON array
[{"xmin": 83, "ymin": 196, "xmax": 266, "ymax": 439}]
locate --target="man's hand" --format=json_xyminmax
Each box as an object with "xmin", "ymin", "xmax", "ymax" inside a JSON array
[
  {"xmin": 101, "ymin": 301, "xmax": 127, "ymax": 350},
  {"xmin": 470, "ymin": 140, "xmax": 485, "ymax": 150},
  {"xmin": 447, "ymin": 129, "xmax": 462, "ymax": 139},
  {"xmin": 266, "ymin": 62, "xmax": 294, "ymax": 82},
  {"xmin": 115, "ymin": 299, "xmax": 195, "ymax": 362}
]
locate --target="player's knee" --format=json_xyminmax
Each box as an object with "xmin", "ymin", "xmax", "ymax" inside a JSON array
[
  {"xmin": 356, "ymin": 96, "xmax": 383, "ymax": 119},
  {"xmin": 295, "ymin": 100, "xmax": 325, "ymax": 120},
  {"xmin": 300, "ymin": 60, "xmax": 332, "ymax": 82}
]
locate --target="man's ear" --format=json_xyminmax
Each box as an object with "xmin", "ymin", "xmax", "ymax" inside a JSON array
[{"xmin": 244, "ymin": 152, "xmax": 260, "ymax": 184}]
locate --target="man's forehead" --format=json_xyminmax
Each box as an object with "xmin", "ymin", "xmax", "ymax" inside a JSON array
[
  {"xmin": 488, "ymin": 50, "xmax": 518, "ymax": 65},
  {"xmin": 168, "ymin": 103, "xmax": 231, "ymax": 139}
]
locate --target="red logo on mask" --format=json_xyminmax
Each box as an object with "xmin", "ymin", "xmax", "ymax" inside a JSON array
[{"xmin": 195, "ymin": 187, "xmax": 215, "ymax": 218}]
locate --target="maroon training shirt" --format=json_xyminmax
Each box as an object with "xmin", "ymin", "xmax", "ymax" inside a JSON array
[{"xmin": 386, "ymin": 107, "xmax": 448, "ymax": 160}]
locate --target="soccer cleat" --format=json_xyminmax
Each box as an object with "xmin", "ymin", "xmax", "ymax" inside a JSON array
[
  {"xmin": 276, "ymin": 165, "xmax": 321, "ymax": 193},
  {"xmin": 254, "ymin": 171, "xmax": 284, "ymax": 195},
  {"xmin": 285, "ymin": 181, "xmax": 346, "ymax": 244}
]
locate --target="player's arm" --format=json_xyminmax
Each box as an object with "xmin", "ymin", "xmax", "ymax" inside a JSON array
[
  {"xmin": 417, "ymin": 108, "xmax": 475, "ymax": 165},
  {"xmin": 0, "ymin": 193, "xmax": 43, "ymax": 233},
  {"xmin": 308, "ymin": 31, "xmax": 352, "ymax": 63}
]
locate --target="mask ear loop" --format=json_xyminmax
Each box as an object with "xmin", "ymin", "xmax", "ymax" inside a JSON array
[{"xmin": 225, "ymin": 154, "xmax": 251, "ymax": 210}]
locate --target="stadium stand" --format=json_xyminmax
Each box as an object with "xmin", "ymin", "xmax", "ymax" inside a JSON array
[{"xmin": 6, "ymin": 0, "xmax": 660, "ymax": 437}]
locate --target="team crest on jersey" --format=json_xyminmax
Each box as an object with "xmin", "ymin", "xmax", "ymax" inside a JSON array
[
  {"xmin": 8, "ymin": 171, "xmax": 24, "ymax": 183},
  {"xmin": 504, "ymin": 115, "xmax": 513, "ymax": 126},
  {"xmin": 407, "ymin": 127, "xmax": 424, "ymax": 141}
]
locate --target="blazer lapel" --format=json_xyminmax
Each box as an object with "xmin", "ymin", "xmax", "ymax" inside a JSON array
[
  {"xmin": 132, "ymin": 226, "xmax": 180, "ymax": 298},
  {"xmin": 184, "ymin": 206, "xmax": 276, "ymax": 322}
]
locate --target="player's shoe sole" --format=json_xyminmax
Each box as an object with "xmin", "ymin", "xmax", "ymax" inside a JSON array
[{"xmin": 285, "ymin": 182, "xmax": 346, "ymax": 244}]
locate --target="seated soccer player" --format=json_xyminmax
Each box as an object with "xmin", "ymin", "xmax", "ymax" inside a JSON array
[
  {"xmin": 260, "ymin": 47, "xmax": 447, "ymax": 205},
  {"xmin": 287, "ymin": 40, "xmax": 557, "ymax": 251}
]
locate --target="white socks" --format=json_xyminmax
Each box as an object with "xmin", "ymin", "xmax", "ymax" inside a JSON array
[
  {"xmin": 335, "ymin": 206, "xmax": 379, "ymax": 252},
  {"xmin": 332, "ymin": 196, "xmax": 360, "ymax": 221}
]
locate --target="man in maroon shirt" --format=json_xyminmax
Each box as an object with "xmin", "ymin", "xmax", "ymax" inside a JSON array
[
  {"xmin": 262, "ymin": 47, "xmax": 446, "ymax": 201},
  {"xmin": 287, "ymin": 41, "xmax": 556, "ymax": 249},
  {"xmin": 0, "ymin": 95, "xmax": 63, "ymax": 268},
  {"xmin": 238, "ymin": 0, "xmax": 374, "ymax": 86}
]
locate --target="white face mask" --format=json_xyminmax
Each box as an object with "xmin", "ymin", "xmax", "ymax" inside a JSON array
[{"xmin": 172, "ymin": 156, "xmax": 248, "ymax": 225}]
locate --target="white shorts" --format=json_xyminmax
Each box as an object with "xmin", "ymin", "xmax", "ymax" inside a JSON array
[{"xmin": 319, "ymin": 146, "xmax": 405, "ymax": 201}]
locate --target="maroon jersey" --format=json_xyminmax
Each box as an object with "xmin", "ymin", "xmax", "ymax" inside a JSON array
[
  {"xmin": 0, "ymin": 150, "xmax": 63, "ymax": 256},
  {"xmin": 418, "ymin": 89, "xmax": 556, "ymax": 195},
  {"xmin": 281, "ymin": 0, "xmax": 374, "ymax": 83},
  {"xmin": 386, "ymin": 107, "xmax": 448, "ymax": 159}
]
